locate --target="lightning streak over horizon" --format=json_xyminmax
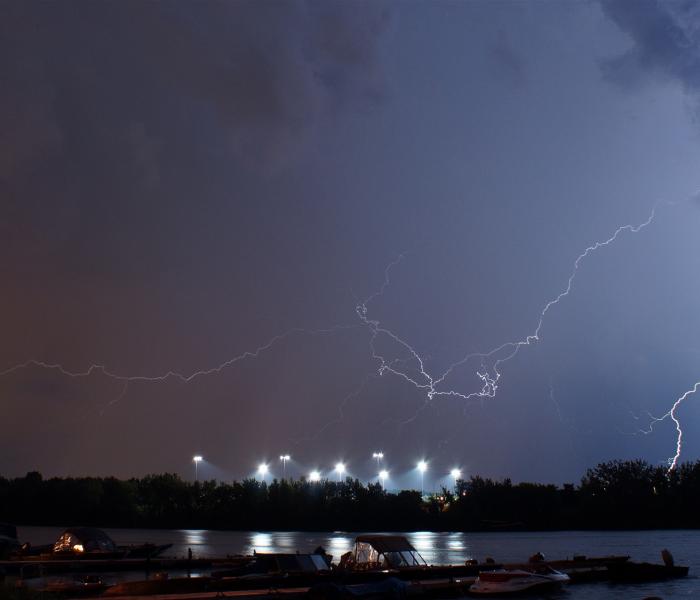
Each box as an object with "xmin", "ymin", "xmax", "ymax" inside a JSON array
[
  {"xmin": 642, "ymin": 381, "xmax": 700, "ymax": 472},
  {"xmin": 2, "ymin": 202, "xmax": 694, "ymax": 468},
  {"xmin": 356, "ymin": 207, "xmax": 658, "ymax": 410},
  {"xmin": 0, "ymin": 324, "xmax": 358, "ymax": 390}
]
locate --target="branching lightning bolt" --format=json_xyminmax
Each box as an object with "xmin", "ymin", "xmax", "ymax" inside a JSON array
[
  {"xmin": 4, "ymin": 200, "xmax": 695, "ymax": 469},
  {"xmin": 357, "ymin": 208, "xmax": 658, "ymax": 413},
  {"xmin": 0, "ymin": 325, "xmax": 358, "ymax": 398},
  {"xmin": 642, "ymin": 381, "xmax": 700, "ymax": 472}
]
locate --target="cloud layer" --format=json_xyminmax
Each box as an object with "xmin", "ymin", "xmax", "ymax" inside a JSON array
[
  {"xmin": 600, "ymin": 0, "xmax": 700, "ymax": 105},
  {"xmin": 0, "ymin": 0, "xmax": 391, "ymax": 181}
]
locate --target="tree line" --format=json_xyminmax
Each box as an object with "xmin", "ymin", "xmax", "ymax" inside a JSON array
[{"xmin": 2, "ymin": 459, "xmax": 700, "ymax": 531}]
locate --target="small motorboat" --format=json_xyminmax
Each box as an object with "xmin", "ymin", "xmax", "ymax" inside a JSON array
[{"xmin": 469, "ymin": 566, "xmax": 570, "ymax": 595}]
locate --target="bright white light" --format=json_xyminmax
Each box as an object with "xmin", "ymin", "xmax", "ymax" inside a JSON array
[
  {"xmin": 417, "ymin": 460, "xmax": 428, "ymax": 473},
  {"xmin": 372, "ymin": 452, "xmax": 384, "ymax": 459},
  {"xmin": 335, "ymin": 462, "xmax": 346, "ymax": 475},
  {"xmin": 279, "ymin": 454, "xmax": 290, "ymax": 461},
  {"xmin": 257, "ymin": 463, "xmax": 269, "ymax": 476},
  {"xmin": 309, "ymin": 470, "xmax": 321, "ymax": 482},
  {"xmin": 193, "ymin": 455, "xmax": 203, "ymax": 463},
  {"xmin": 379, "ymin": 469, "xmax": 389, "ymax": 480},
  {"xmin": 450, "ymin": 468, "xmax": 462, "ymax": 480}
]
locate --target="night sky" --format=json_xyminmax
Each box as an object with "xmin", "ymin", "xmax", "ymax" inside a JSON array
[{"xmin": 3, "ymin": 0, "xmax": 700, "ymax": 486}]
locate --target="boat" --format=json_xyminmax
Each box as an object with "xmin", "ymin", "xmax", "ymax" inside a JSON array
[
  {"xmin": 52, "ymin": 527, "xmax": 122, "ymax": 557},
  {"xmin": 469, "ymin": 566, "xmax": 570, "ymax": 595},
  {"xmin": 13, "ymin": 527, "xmax": 171, "ymax": 560},
  {"xmin": 211, "ymin": 551, "xmax": 332, "ymax": 578},
  {"xmin": 339, "ymin": 535, "xmax": 428, "ymax": 570}
]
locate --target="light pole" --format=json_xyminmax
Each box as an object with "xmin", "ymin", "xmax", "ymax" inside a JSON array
[
  {"xmin": 279, "ymin": 454, "xmax": 290, "ymax": 479},
  {"xmin": 257, "ymin": 463, "xmax": 268, "ymax": 482},
  {"xmin": 417, "ymin": 461, "xmax": 428, "ymax": 496},
  {"xmin": 309, "ymin": 470, "xmax": 321, "ymax": 482},
  {"xmin": 379, "ymin": 469, "xmax": 388, "ymax": 490},
  {"xmin": 335, "ymin": 462, "xmax": 346, "ymax": 482},
  {"xmin": 450, "ymin": 468, "xmax": 462, "ymax": 489},
  {"xmin": 193, "ymin": 455, "xmax": 203, "ymax": 482}
]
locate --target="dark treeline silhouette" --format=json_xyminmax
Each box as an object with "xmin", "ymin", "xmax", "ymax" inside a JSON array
[{"xmin": 2, "ymin": 460, "xmax": 700, "ymax": 531}]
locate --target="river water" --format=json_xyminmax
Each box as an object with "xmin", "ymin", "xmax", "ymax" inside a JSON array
[{"xmin": 16, "ymin": 526, "xmax": 700, "ymax": 599}]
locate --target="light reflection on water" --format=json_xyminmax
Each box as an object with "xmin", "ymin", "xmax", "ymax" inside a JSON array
[
  {"xmin": 180, "ymin": 529, "xmax": 207, "ymax": 548},
  {"xmin": 16, "ymin": 527, "xmax": 700, "ymax": 598},
  {"xmin": 249, "ymin": 532, "xmax": 273, "ymax": 553}
]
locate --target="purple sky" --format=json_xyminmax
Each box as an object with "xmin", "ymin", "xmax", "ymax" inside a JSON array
[{"xmin": 2, "ymin": 0, "xmax": 700, "ymax": 485}]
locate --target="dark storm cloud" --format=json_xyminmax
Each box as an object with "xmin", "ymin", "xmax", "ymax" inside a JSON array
[
  {"xmin": 0, "ymin": 0, "xmax": 391, "ymax": 179},
  {"xmin": 600, "ymin": 0, "xmax": 700, "ymax": 98},
  {"xmin": 0, "ymin": 0, "xmax": 392, "ymax": 268}
]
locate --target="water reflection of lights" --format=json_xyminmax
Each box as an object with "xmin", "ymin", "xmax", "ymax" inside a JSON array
[
  {"xmin": 182, "ymin": 530, "xmax": 207, "ymax": 547},
  {"xmin": 408, "ymin": 531, "xmax": 437, "ymax": 564},
  {"xmin": 328, "ymin": 536, "xmax": 352, "ymax": 555},
  {"xmin": 275, "ymin": 532, "xmax": 298, "ymax": 552},
  {"xmin": 250, "ymin": 532, "xmax": 273, "ymax": 553}
]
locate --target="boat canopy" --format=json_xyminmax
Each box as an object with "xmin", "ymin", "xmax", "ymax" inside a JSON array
[
  {"xmin": 353, "ymin": 535, "xmax": 427, "ymax": 568},
  {"xmin": 53, "ymin": 527, "xmax": 118, "ymax": 554}
]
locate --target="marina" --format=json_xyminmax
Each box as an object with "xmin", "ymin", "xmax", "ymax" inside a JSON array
[{"xmin": 2, "ymin": 527, "xmax": 695, "ymax": 599}]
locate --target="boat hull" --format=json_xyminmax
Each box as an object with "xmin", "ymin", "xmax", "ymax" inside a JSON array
[{"xmin": 469, "ymin": 569, "xmax": 569, "ymax": 596}]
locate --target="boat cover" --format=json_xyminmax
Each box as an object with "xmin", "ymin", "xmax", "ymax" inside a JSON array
[
  {"xmin": 53, "ymin": 527, "xmax": 118, "ymax": 553},
  {"xmin": 353, "ymin": 535, "xmax": 427, "ymax": 568},
  {"xmin": 355, "ymin": 536, "xmax": 417, "ymax": 553}
]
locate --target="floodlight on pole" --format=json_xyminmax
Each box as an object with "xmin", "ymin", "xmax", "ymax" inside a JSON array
[
  {"xmin": 379, "ymin": 469, "xmax": 389, "ymax": 490},
  {"xmin": 450, "ymin": 468, "xmax": 462, "ymax": 485},
  {"xmin": 257, "ymin": 463, "xmax": 269, "ymax": 482},
  {"xmin": 335, "ymin": 462, "xmax": 346, "ymax": 482},
  {"xmin": 193, "ymin": 455, "xmax": 203, "ymax": 482},
  {"xmin": 417, "ymin": 461, "xmax": 428, "ymax": 496},
  {"xmin": 372, "ymin": 452, "xmax": 384, "ymax": 472},
  {"xmin": 309, "ymin": 470, "xmax": 321, "ymax": 483},
  {"xmin": 279, "ymin": 454, "xmax": 291, "ymax": 479}
]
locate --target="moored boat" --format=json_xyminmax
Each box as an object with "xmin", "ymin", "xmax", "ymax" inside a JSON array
[
  {"xmin": 13, "ymin": 527, "xmax": 171, "ymax": 560},
  {"xmin": 469, "ymin": 566, "xmax": 569, "ymax": 595},
  {"xmin": 339, "ymin": 535, "xmax": 428, "ymax": 571}
]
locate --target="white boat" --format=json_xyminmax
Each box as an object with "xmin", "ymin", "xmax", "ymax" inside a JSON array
[{"xmin": 469, "ymin": 566, "xmax": 570, "ymax": 595}]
